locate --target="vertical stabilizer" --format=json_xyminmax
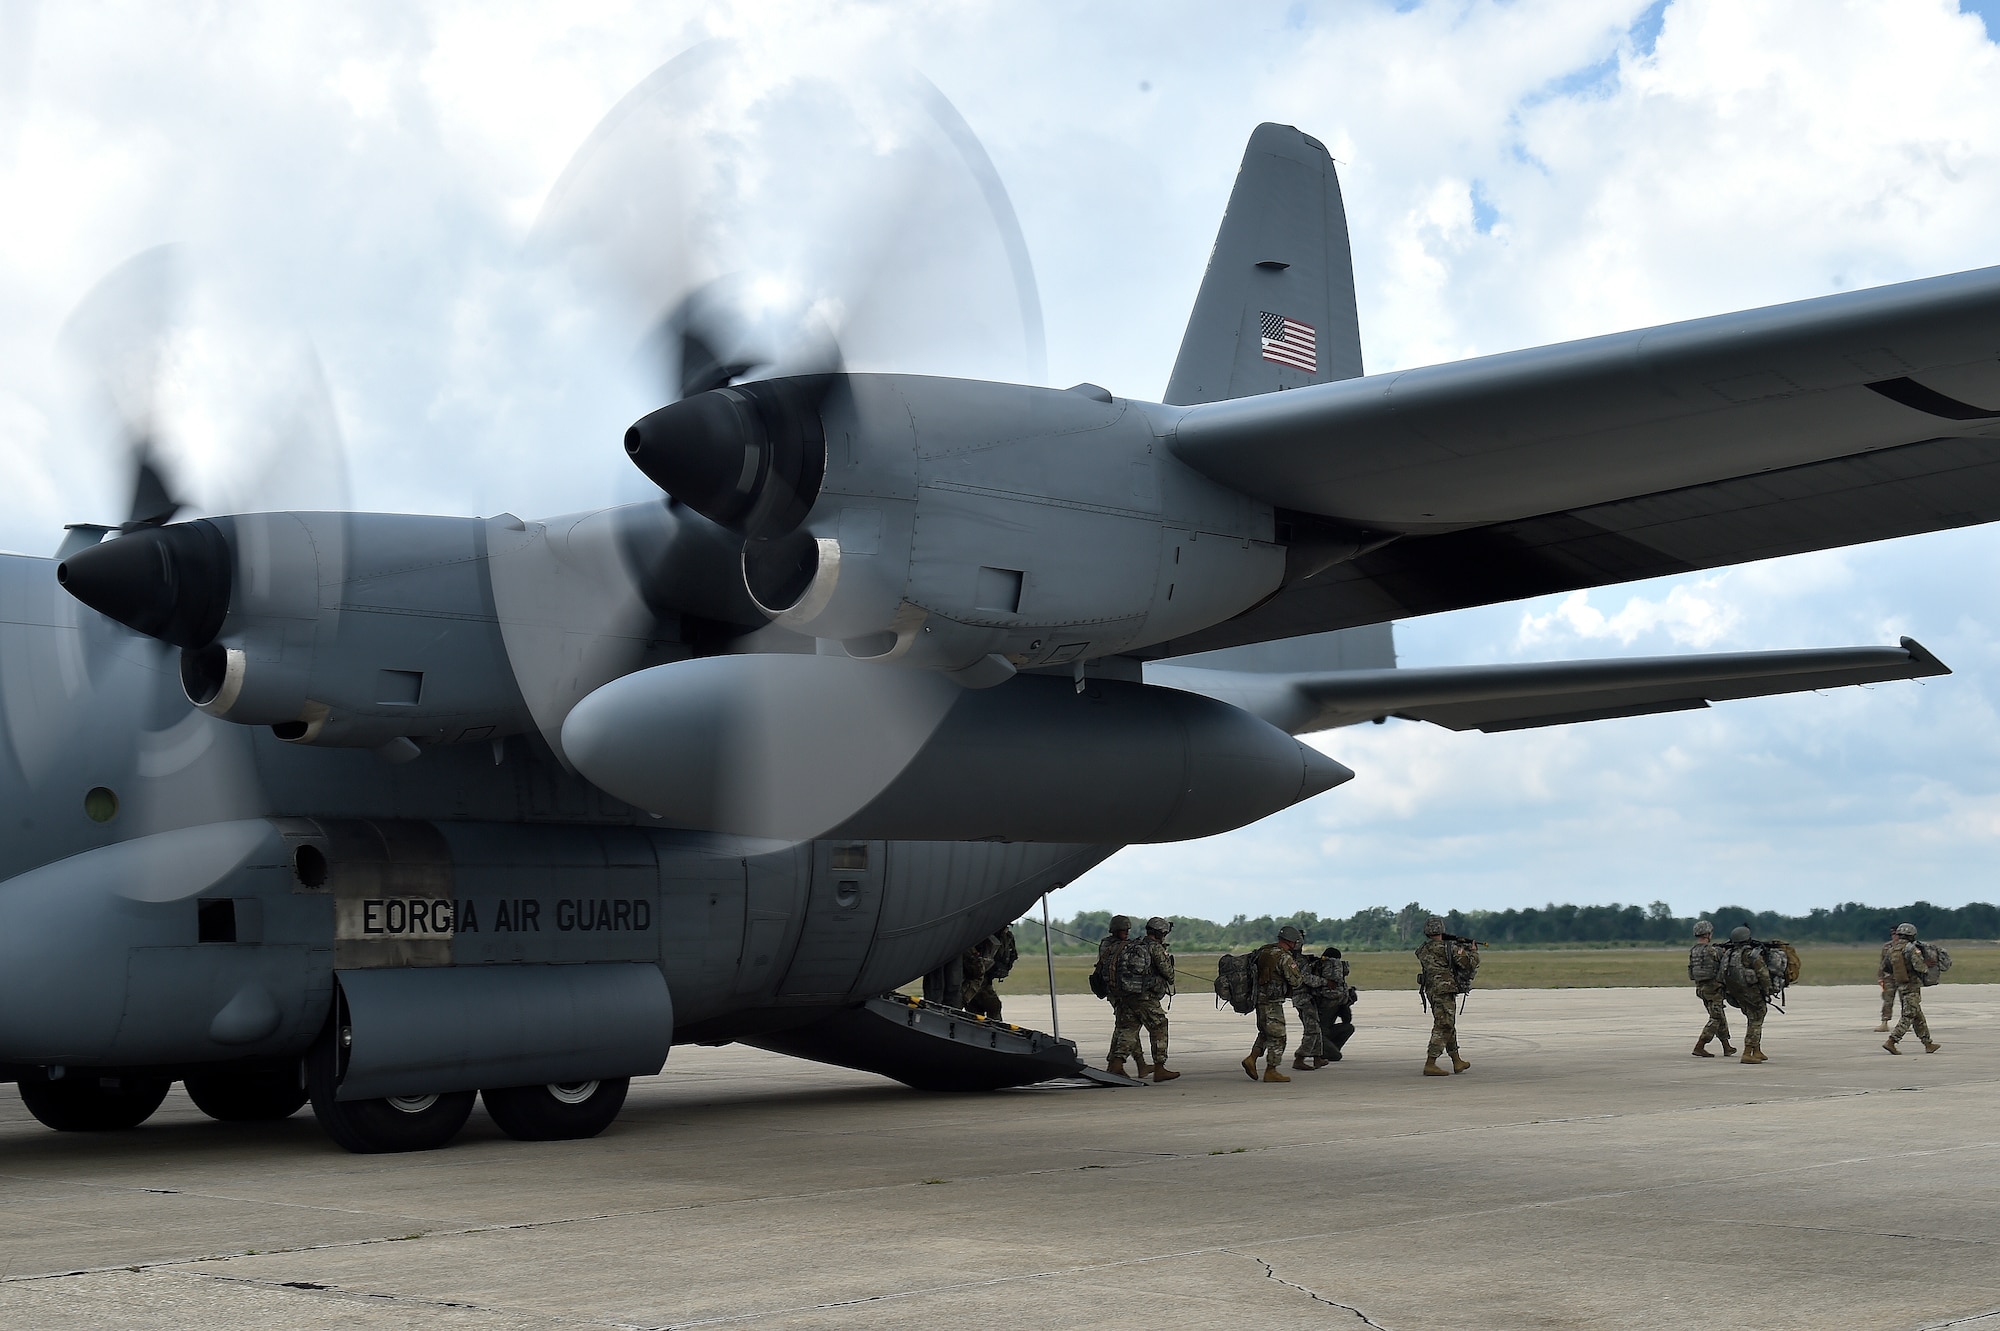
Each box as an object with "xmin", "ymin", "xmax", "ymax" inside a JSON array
[{"xmin": 1164, "ymin": 124, "xmax": 1362, "ymax": 405}]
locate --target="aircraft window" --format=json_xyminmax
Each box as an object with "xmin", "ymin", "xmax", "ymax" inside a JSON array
[
  {"xmin": 834, "ymin": 880, "xmax": 861, "ymax": 909},
  {"xmin": 294, "ymin": 845, "xmax": 329, "ymax": 888},
  {"xmin": 197, "ymin": 898, "xmax": 237, "ymax": 944},
  {"xmin": 830, "ymin": 844, "xmax": 868, "ymax": 871},
  {"xmin": 83, "ymin": 786, "xmax": 118, "ymax": 823}
]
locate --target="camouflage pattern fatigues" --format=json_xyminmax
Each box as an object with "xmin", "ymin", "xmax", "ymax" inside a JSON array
[
  {"xmin": 1294, "ymin": 955, "xmax": 1353, "ymax": 1061},
  {"xmin": 1112, "ymin": 939, "xmax": 1168, "ymax": 1063},
  {"xmin": 1722, "ymin": 945, "xmax": 1772, "ymax": 1051},
  {"xmin": 1415, "ymin": 936, "xmax": 1470, "ymax": 1059},
  {"xmin": 1878, "ymin": 941, "xmax": 1899, "ymax": 1025},
  {"xmin": 1885, "ymin": 940, "xmax": 1933, "ymax": 1044},
  {"xmin": 1689, "ymin": 939, "xmax": 1731, "ymax": 1046},
  {"xmin": 1249, "ymin": 944, "xmax": 1321, "ymax": 1068},
  {"xmin": 1096, "ymin": 935, "xmax": 1137, "ymax": 1060},
  {"xmin": 959, "ymin": 927, "xmax": 1017, "ymax": 1019}
]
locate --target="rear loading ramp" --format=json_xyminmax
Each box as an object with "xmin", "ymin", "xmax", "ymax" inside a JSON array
[{"xmin": 744, "ymin": 994, "xmax": 1143, "ymax": 1091}]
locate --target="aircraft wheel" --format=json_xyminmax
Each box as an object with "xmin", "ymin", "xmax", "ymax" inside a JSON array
[
  {"xmin": 305, "ymin": 1027, "xmax": 474, "ymax": 1154},
  {"xmin": 481, "ymin": 1078, "xmax": 630, "ymax": 1141},
  {"xmin": 16, "ymin": 1072, "xmax": 171, "ymax": 1131},
  {"xmin": 184, "ymin": 1061, "xmax": 310, "ymax": 1122}
]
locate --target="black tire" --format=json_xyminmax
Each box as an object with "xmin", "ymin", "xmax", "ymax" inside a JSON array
[
  {"xmin": 481, "ymin": 1078, "xmax": 630, "ymax": 1141},
  {"xmin": 305, "ymin": 1024, "xmax": 474, "ymax": 1154},
  {"xmin": 17, "ymin": 1073, "xmax": 171, "ymax": 1131},
  {"xmin": 184, "ymin": 1061, "xmax": 310, "ymax": 1122}
]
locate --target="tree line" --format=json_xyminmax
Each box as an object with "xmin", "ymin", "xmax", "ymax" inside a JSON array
[{"xmin": 1014, "ymin": 900, "xmax": 2000, "ymax": 953}]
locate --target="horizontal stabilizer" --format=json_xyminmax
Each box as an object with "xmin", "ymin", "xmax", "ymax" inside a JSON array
[{"xmin": 1149, "ymin": 637, "xmax": 1947, "ymax": 736}]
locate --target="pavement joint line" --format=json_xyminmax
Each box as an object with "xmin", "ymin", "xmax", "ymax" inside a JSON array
[
  {"xmin": 152, "ymin": 1266, "xmax": 608, "ymax": 1327},
  {"xmin": 1228, "ymin": 1249, "xmax": 1391, "ymax": 1328},
  {"xmin": 1919, "ymin": 1309, "xmax": 2000, "ymax": 1329}
]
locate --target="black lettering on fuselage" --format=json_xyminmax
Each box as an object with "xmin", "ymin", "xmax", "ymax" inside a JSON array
[
  {"xmin": 496, "ymin": 900, "xmax": 512, "ymax": 931},
  {"xmin": 458, "ymin": 899, "xmax": 477, "ymax": 932},
  {"xmin": 385, "ymin": 899, "xmax": 406, "ymax": 932},
  {"xmin": 520, "ymin": 899, "xmax": 541, "ymax": 931},
  {"xmin": 364, "ymin": 900, "xmax": 384, "ymax": 934}
]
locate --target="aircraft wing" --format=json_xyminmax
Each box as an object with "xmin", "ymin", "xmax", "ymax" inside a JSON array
[
  {"xmin": 1151, "ymin": 266, "xmax": 2000, "ymax": 656},
  {"xmin": 1147, "ymin": 638, "xmax": 1947, "ymax": 736}
]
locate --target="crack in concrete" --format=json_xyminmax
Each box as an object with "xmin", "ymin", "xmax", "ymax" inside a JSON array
[
  {"xmin": 1919, "ymin": 1307, "xmax": 2000, "ymax": 1329},
  {"xmin": 1230, "ymin": 1250, "xmax": 1390, "ymax": 1327}
]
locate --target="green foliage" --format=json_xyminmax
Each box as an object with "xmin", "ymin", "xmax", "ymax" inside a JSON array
[{"xmin": 1014, "ymin": 899, "xmax": 2000, "ymax": 952}]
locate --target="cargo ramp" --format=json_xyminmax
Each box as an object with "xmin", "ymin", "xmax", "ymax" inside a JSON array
[{"xmin": 745, "ymin": 994, "xmax": 1145, "ymax": 1091}]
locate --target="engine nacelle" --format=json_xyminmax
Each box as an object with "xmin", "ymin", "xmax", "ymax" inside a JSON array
[{"xmin": 624, "ymin": 375, "xmax": 1286, "ymax": 679}]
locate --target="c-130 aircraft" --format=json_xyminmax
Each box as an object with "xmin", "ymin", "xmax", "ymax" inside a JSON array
[{"xmin": 3, "ymin": 51, "xmax": 1992, "ymax": 1153}]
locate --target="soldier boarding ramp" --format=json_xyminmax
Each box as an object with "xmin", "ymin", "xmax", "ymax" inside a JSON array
[{"xmin": 745, "ymin": 994, "xmax": 1145, "ymax": 1091}]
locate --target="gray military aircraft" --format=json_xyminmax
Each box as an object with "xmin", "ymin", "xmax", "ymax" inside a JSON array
[{"xmin": 2, "ymin": 52, "xmax": 1990, "ymax": 1152}]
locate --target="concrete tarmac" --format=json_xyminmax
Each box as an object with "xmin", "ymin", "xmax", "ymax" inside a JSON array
[{"xmin": 1, "ymin": 984, "xmax": 1995, "ymax": 1330}]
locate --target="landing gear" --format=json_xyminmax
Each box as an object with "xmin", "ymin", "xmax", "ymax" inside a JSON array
[
  {"xmin": 305, "ymin": 1022, "xmax": 473, "ymax": 1154},
  {"xmin": 184, "ymin": 1061, "xmax": 310, "ymax": 1122},
  {"xmin": 17, "ymin": 1071, "xmax": 171, "ymax": 1131},
  {"xmin": 481, "ymin": 1078, "xmax": 630, "ymax": 1141}
]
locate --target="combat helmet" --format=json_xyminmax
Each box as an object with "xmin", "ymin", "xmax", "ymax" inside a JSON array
[
  {"xmin": 1145, "ymin": 916, "xmax": 1171, "ymax": 936},
  {"xmin": 1693, "ymin": 920, "xmax": 1713, "ymax": 938},
  {"xmin": 1108, "ymin": 914, "xmax": 1131, "ymax": 933},
  {"xmin": 1729, "ymin": 926, "xmax": 1752, "ymax": 943},
  {"xmin": 1423, "ymin": 915, "xmax": 1446, "ymax": 936},
  {"xmin": 1277, "ymin": 924, "xmax": 1304, "ymax": 944},
  {"xmin": 1896, "ymin": 922, "xmax": 1917, "ymax": 938}
]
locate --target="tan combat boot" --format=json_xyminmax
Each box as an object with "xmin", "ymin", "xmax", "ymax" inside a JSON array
[
  {"xmin": 1875, "ymin": 1021, "xmax": 1890, "ymax": 1032},
  {"xmin": 1883, "ymin": 1039, "xmax": 1901, "ymax": 1055},
  {"xmin": 1134, "ymin": 1059, "xmax": 1154, "ymax": 1077},
  {"xmin": 1241, "ymin": 1053, "xmax": 1260, "ymax": 1080},
  {"xmin": 1152, "ymin": 1064, "xmax": 1181, "ymax": 1082},
  {"xmin": 1312, "ymin": 1057, "xmax": 1332, "ymax": 1068},
  {"xmin": 1422, "ymin": 1057, "xmax": 1450, "ymax": 1076},
  {"xmin": 1720, "ymin": 1038, "xmax": 1738, "ymax": 1056},
  {"xmin": 1107, "ymin": 1057, "xmax": 1129, "ymax": 1077},
  {"xmin": 1291, "ymin": 1054, "xmax": 1312, "ymax": 1071},
  {"xmin": 1261, "ymin": 1065, "xmax": 1291, "ymax": 1083},
  {"xmin": 1923, "ymin": 1040, "xmax": 1942, "ymax": 1054},
  {"xmin": 1692, "ymin": 1038, "xmax": 1715, "ymax": 1058},
  {"xmin": 1450, "ymin": 1053, "xmax": 1472, "ymax": 1073}
]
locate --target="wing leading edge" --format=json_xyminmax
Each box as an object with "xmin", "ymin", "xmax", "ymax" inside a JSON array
[{"xmin": 1148, "ymin": 638, "xmax": 1947, "ymax": 736}]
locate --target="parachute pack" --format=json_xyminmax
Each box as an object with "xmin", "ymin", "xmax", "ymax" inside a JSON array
[{"xmin": 1212, "ymin": 952, "xmax": 1259, "ymax": 1014}]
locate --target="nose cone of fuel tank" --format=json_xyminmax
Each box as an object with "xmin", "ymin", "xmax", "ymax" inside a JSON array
[{"xmin": 565, "ymin": 656, "xmax": 1351, "ymax": 843}]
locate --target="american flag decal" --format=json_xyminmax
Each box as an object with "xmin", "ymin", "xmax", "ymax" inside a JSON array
[{"xmin": 1259, "ymin": 312, "xmax": 1317, "ymax": 373}]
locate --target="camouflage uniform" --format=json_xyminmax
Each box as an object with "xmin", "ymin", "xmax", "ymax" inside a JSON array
[
  {"xmin": 1096, "ymin": 933, "xmax": 1139, "ymax": 1062},
  {"xmin": 1884, "ymin": 938, "xmax": 1934, "ymax": 1047},
  {"xmin": 1688, "ymin": 933, "xmax": 1732, "ymax": 1055},
  {"xmin": 1248, "ymin": 943, "xmax": 1320, "ymax": 1069},
  {"xmin": 1111, "ymin": 934, "xmax": 1176, "ymax": 1069},
  {"xmin": 959, "ymin": 927, "xmax": 1016, "ymax": 1019},
  {"xmin": 1415, "ymin": 935, "xmax": 1467, "ymax": 1061},
  {"xmin": 1292, "ymin": 953, "xmax": 1351, "ymax": 1065},
  {"xmin": 1721, "ymin": 939, "xmax": 1772, "ymax": 1061}
]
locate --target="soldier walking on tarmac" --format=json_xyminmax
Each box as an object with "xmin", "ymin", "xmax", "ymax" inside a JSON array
[
  {"xmin": 1688, "ymin": 920, "xmax": 1737, "ymax": 1058},
  {"xmin": 1416, "ymin": 917, "xmax": 1476, "ymax": 1076},
  {"xmin": 1243, "ymin": 925, "xmax": 1322, "ymax": 1083},
  {"xmin": 1291, "ymin": 948, "xmax": 1352, "ymax": 1070},
  {"xmin": 1095, "ymin": 916, "xmax": 1137, "ymax": 1075},
  {"xmin": 1883, "ymin": 922, "xmax": 1943, "ymax": 1055},
  {"xmin": 1114, "ymin": 918, "xmax": 1180, "ymax": 1082},
  {"xmin": 1720, "ymin": 925, "xmax": 1772, "ymax": 1064},
  {"xmin": 1316, "ymin": 948, "xmax": 1357, "ymax": 1062}
]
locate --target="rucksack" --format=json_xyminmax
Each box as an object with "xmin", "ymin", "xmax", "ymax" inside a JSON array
[
  {"xmin": 1688, "ymin": 943, "xmax": 1722, "ymax": 985},
  {"xmin": 1449, "ymin": 942, "xmax": 1480, "ymax": 995},
  {"xmin": 1116, "ymin": 936, "xmax": 1156, "ymax": 995},
  {"xmin": 1916, "ymin": 942, "xmax": 1952, "ymax": 987},
  {"xmin": 1090, "ymin": 938, "xmax": 1125, "ymax": 1001},
  {"xmin": 1213, "ymin": 952, "xmax": 1258, "ymax": 1014},
  {"xmin": 989, "ymin": 929, "xmax": 1019, "ymax": 983},
  {"xmin": 1722, "ymin": 941, "xmax": 1791, "ymax": 1003}
]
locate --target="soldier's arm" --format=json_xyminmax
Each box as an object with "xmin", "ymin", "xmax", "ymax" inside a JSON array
[{"xmin": 1156, "ymin": 946, "xmax": 1176, "ymax": 984}]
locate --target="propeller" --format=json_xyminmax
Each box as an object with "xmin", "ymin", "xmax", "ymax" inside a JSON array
[
  {"xmin": 30, "ymin": 245, "xmax": 352, "ymax": 839},
  {"xmin": 518, "ymin": 41, "xmax": 1049, "ymax": 835}
]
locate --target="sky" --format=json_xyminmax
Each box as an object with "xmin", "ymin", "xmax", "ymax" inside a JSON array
[{"xmin": 4, "ymin": 0, "xmax": 2000, "ymax": 921}]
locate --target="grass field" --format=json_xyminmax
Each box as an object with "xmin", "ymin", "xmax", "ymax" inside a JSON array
[{"xmin": 979, "ymin": 943, "xmax": 2000, "ymax": 996}]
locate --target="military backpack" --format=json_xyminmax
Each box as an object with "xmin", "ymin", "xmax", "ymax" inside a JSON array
[
  {"xmin": 1116, "ymin": 935, "xmax": 1158, "ymax": 996},
  {"xmin": 1687, "ymin": 943, "xmax": 1723, "ymax": 985},
  {"xmin": 1089, "ymin": 938, "xmax": 1124, "ymax": 1001},
  {"xmin": 1212, "ymin": 952, "xmax": 1259, "ymax": 1014},
  {"xmin": 1893, "ymin": 940, "xmax": 1952, "ymax": 987}
]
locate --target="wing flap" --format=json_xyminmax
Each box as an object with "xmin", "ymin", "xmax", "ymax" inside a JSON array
[{"xmin": 1148, "ymin": 638, "xmax": 1946, "ymax": 737}]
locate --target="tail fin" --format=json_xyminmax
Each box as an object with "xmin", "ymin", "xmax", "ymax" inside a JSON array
[{"xmin": 1164, "ymin": 124, "xmax": 1363, "ymax": 405}]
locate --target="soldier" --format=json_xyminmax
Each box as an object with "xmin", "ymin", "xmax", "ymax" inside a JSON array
[
  {"xmin": 1415, "ymin": 916, "xmax": 1475, "ymax": 1076},
  {"xmin": 959, "ymin": 926, "xmax": 1017, "ymax": 1020},
  {"xmin": 1882, "ymin": 922, "xmax": 1943, "ymax": 1055},
  {"xmin": 1291, "ymin": 947, "xmax": 1353, "ymax": 1070},
  {"xmin": 1241, "ymin": 924, "xmax": 1322, "ymax": 1083},
  {"xmin": 1112, "ymin": 917, "xmax": 1180, "ymax": 1082},
  {"xmin": 1094, "ymin": 916, "xmax": 1140, "ymax": 1076},
  {"xmin": 1687, "ymin": 920, "xmax": 1736, "ymax": 1058},
  {"xmin": 1720, "ymin": 925, "xmax": 1772, "ymax": 1064},
  {"xmin": 1876, "ymin": 927, "xmax": 1900, "ymax": 1033}
]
